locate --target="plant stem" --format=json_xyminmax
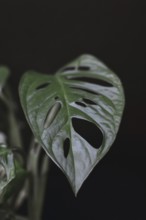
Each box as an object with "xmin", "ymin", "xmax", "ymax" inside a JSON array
[
  {"xmin": 27, "ymin": 139, "xmax": 50, "ymax": 220},
  {"xmin": 34, "ymin": 154, "xmax": 49, "ymax": 220},
  {"xmin": 8, "ymin": 110, "xmax": 22, "ymax": 148}
]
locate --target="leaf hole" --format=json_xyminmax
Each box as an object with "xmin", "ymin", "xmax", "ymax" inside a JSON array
[
  {"xmin": 36, "ymin": 82, "xmax": 50, "ymax": 90},
  {"xmin": 70, "ymin": 86, "xmax": 98, "ymax": 95},
  {"xmin": 55, "ymin": 96, "xmax": 59, "ymax": 100},
  {"xmin": 83, "ymin": 98, "xmax": 97, "ymax": 105},
  {"xmin": 44, "ymin": 102, "xmax": 61, "ymax": 129},
  {"xmin": 63, "ymin": 138, "xmax": 70, "ymax": 158},
  {"xmin": 69, "ymin": 77, "xmax": 113, "ymax": 87},
  {"xmin": 72, "ymin": 118, "xmax": 103, "ymax": 149},
  {"xmin": 75, "ymin": 101, "xmax": 86, "ymax": 107},
  {"xmin": 62, "ymin": 67, "xmax": 75, "ymax": 72},
  {"xmin": 78, "ymin": 66, "xmax": 90, "ymax": 71}
]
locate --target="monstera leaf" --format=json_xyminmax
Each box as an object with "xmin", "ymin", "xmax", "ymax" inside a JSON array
[{"xmin": 19, "ymin": 54, "xmax": 125, "ymax": 195}]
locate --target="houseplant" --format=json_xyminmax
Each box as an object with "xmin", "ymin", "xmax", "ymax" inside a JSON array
[{"xmin": 0, "ymin": 54, "xmax": 125, "ymax": 220}]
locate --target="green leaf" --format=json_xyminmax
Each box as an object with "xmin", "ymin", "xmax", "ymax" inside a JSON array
[
  {"xmin": 0, "ymin": 145, "xmax": 15, "ymax": 201},
  {"xmin": 0, "ymin": 145, "xmax": 26, "ymax": 203},
  {"xmin": 19, "ymin": 54, "xmax": 125, "ymax": 195},
  {"xmin": 0, "ymin": 67, "xmax": 10, "ymax": 95}
]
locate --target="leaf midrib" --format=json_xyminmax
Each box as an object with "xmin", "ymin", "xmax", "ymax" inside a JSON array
[
  {"xmin": 55, "ymin": 75, "xmax": 76, "ymax": 190},
  {"xmin": 56, "ymin": 75, "xmax": 71, "ymax": 127}
]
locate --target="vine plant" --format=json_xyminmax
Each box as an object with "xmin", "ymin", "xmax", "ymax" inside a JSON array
[{"xmin": 0, "ymin": 55, "xmax": 125, "ymax": 220}]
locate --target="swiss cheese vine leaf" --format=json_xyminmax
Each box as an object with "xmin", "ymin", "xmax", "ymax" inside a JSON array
[{"xmin": 19, "ymin": 54, "xmax": 125, "ymax": 195}]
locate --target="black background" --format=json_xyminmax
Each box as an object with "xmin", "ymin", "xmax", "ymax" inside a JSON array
[{"xmin": 0, "ymin": 0, "xmax": 146, "ymax": 219}]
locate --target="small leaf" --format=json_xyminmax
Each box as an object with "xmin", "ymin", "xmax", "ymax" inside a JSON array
[
  {"xmin": 19, "ymin": 54, "xmax": 125, "ymax": 195},
  {"xmin": 0, "ymin": 67, "xmax": 10, "ymax": 94},
  {"xmin": 0, "ymin": 145, "xmax": 26, "ymax": 203},
  {"xmin": 0, "ymin": 145, "xmax": 15, "ymax": 200}
]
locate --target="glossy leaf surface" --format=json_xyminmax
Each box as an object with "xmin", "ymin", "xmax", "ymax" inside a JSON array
[{"xmin": 19, "ymin": 54, "xmax": 125, "ymax": 194}]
